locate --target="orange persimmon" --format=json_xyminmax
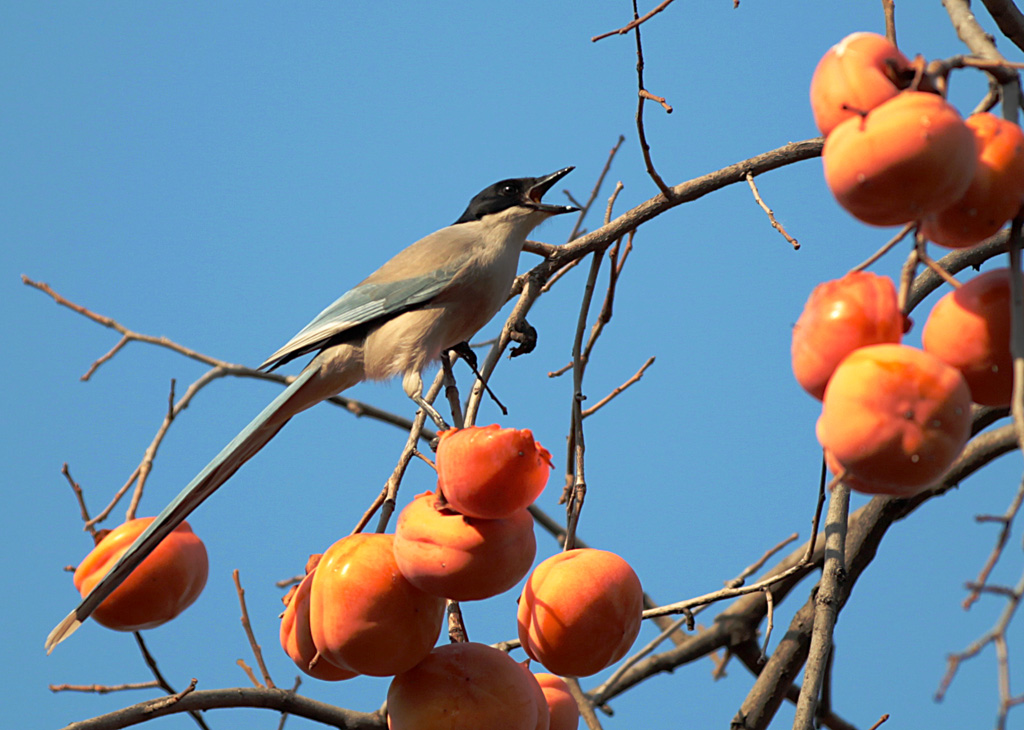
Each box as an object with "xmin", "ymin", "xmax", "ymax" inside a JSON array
[
  {"xmin": 791, "ymin": 271, "xmax": 903, "ymax": 400},
  {"xmin": 822, "ymin": 91, "xmax": 977, "ymax": 226},
  {"xmin": 387, "ymin": 642, "xmax": 549, "ymax": 730},
  {"xmin": 73, "ymin": 517, "xmax": 208, "ymax": 632},
  {"xmin": 922, "ymin": 268, "xmax": 1013, "ymax": 406},
  {"xmin": 534, "ymin": 673, "xmax": 580, "ymax": 730},
  {"xmin": 517, "ymin": 549, "xmax": 643, "ymax": 677},
  {"xmin": 921, "ymin": 113, "xmax": 1024, "ymax": 248},
  {"xmin": 817, "ymin": 343, "xmax": 972, "ymax": 496},
  {"xmin": 393, "ymin": 491, "xmax": 536, "ymax": 601},
  {"xmin": 436, "ymin": 425, "xmax": 553, "ymax": 519},
  {"xmin": 280, "ymin": 570, "xmax": 357, "ymax": 681},
  {"xmin": 309, "ymin": 533, "xmax": 444, "ymax": 677},
  {"xmin": 810, "ymin": 31, "xmax": 911, "ymax": 136}
]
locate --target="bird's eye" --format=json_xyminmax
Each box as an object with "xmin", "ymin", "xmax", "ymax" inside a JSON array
[{"xmin": 499, "ymin": 183, "xmax": 517, "ymax": 197}]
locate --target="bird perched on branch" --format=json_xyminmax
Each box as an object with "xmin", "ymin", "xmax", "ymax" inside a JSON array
[{"xmin": 46, "ymin": 167, "xmax": 577, "ymax": 652}]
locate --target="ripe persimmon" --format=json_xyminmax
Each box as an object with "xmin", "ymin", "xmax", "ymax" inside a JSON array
[
  {"xmin": 279, "ymin": 570, "xmax": 357, "ymax": 681},
  {"xmin": 823, "ymin": 91, "xmax": 976, "ymax": 226},
  {"xmin": 73, "ymin": 517, "xmax": 208, "ymax": 632},
  {"xmin": 309, "ymin": 533, "xmax": 444, "ymax": 677},
  {"xmin": 393, "ymin": 491, "xmax": 536, "ymax": 601},
  {"xmin": 517, "ymin": 549, "xmax": 643, "ymax": 677},
  {"xmin": 436, "ymin": 425, "xmax": 553, "ymax": 519},
  {"xmin": 534, "ymin": 673, "xmax": 580, "ymax": 730},
  {"xmin": 922, "ymin": 113, "xmax": 1024, "ymax": 248},
  {"xmin": 387, "ymin": 642, "xmax": 549, "ymax": 730},
  {"xmin": 923, "ymin": 268, "xmax": 1013, "ymax": 407},
  {"xmin": 817, "ymin": 344, "xmax": 972, "ymax": 496},
  {"xmin": 810, "ymin": 32, "xmax": 911, "ymax": 136},
  {"xmin": 791, "ymin": 271, "xmax": 903, "ymax": 400}
]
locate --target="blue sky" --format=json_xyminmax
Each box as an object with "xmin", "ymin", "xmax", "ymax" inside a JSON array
[{"xmin": 4, "ymin": 2, "xmax": 1023, "ymax": 729}]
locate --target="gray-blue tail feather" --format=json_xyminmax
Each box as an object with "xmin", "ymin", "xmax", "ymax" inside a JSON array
[{"xmin": 45, "ymin": 366, "xmax": 319, "ymax": 653}]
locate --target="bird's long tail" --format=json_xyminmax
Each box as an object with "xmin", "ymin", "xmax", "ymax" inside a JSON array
[{"xmin": 45, "ymin": 366, "xmax": 322, "ymax": 653}]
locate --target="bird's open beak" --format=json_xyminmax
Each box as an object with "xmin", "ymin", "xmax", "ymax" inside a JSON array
[{"xmin": 525, "ymin": 167, "xmax": 579, "ymax": 215}]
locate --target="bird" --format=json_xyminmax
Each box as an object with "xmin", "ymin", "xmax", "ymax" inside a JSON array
[{"xmin": 46, "ymin": 167, "xmax": 577, "ymax": 652}]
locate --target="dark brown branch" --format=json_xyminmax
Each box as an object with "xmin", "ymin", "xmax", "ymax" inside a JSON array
[
  {"xmin": 57, "ymin": 687, "xmax": 384, "ymax": 730},
  {"xmin": 982, "ymin": 0, "xmax": 1024, "ymax": 53},
  {"xmin": 631, "ymin": 0, "xmax": 673, "ymax": 196},
  {"xmin": 133, "ymin": 633, "xmax": 211, "ymax": 730},
  {"xmin": 592, "ymin": 423, "xmax": 1019, "ymax": 708},
  {"xmin": 466, "ymin": 138, "xmax": 823, "ymax": 421}
]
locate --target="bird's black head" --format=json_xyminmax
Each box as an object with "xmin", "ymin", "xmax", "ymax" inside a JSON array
[{"xmin": 454, "ymin": 167, "xmax": 578, "ymax": 224}]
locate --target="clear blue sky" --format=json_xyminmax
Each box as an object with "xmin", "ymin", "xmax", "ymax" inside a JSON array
[{"xmin": 4, "ymin": 2, "xmax": 1022, "ymax": 728}]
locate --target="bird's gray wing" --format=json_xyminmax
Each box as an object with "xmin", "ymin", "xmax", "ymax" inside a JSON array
[{"xmin": 259, "ymin": 266, "xmax": 458, "ymax": 371}]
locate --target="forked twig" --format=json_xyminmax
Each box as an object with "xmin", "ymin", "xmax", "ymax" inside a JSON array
[{"xmin": 233, "ymin": 569, "xmax": 276, "ymax": 689}]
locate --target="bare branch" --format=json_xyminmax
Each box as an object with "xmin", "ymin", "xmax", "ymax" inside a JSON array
[
  {"xmin": 794, "ymin": 482, "xmax": 851, "ymax": 729},
  {"xmin": 56, "ymin": 687, "xmax": 384, "ymax": 730},
  {"xmin": 591, "ymin": 0, "xmax": 677, "ymax": 42},
  {"xmin": 745, "ymin": 172, "xmax": 799, "ymax": 249},
  {"xmin": 581, "ymin": 356, "xmax": 656, "ymax": 418},
  {"xmin": 232, "ymin": 569, "xmax": 275, "ymax": 689},
  {"xmin": 50, "ymin": 682, "xmax": 161, "ymax": 694}
]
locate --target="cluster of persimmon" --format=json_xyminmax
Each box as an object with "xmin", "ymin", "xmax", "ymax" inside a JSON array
[
  {"xmin": 71, "ymin": 424, "xmax": 644, "ymax": 728},
  {"xmin": 792, "ymin": 267, "xmax": 1016, "ymax": 497},
  {"xmin": 812, "ymin": 32, "xmax": 1024, "ymax": 244},
  {"xmin": 790, "ymin": 32, "xmax": 1024, "ymax": 498},
  {"xmin": 277, "ymin": 424, "xmax": 644, "ymax": 730}
]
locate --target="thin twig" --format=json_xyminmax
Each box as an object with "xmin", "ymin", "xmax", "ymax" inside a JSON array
[
  {"xmin": 849, "ymin": 223, "xmax": 915, "ymax": 273},
  {"xmin": 54, "ymin": 686, "xmax": 382, "ymax": 729},
  {"xmin": 50, "ymin": 681, "xmax": 161, "ymax": 694},
  {"xmin": 761, "ymin": 587, "xmax": 776, "ymax": 662},
  {"xmin": 544, "ymin": 140, "xmax": 627, "ymax": 293},
  {"xmin": 564, "ymin": 249, "xmax": 606, "ymax": 550},
  {"xmin": 728, "ymin": 533, "xmax": 801, "ymax": 589},
  {"xmin": 147, "ymin": 678, "xmax": 199, "ymax": 711},
  {"xmin": 61, "ymin": 463, "xmax": 97, "ymax": 539},
  {"xmin": 867, "ymin": 714, "xmax": 891, "ymax": 730},
  {"xmin": 592, "ymin": 0, "xmax": 677, "ymax": 42},
  {"xmin": 639, "ymin": 88, "xmax": 673, "ymax": 113},
  {"xmin": 745, "ymin": 172, "xmax": 799, "ymax": 249},
  {"xmin": 467, "ymin": 137, "xmax": 824, "ymax": 422},
  {"xmin": 937, "ymin": 567, "xmax": 1024, "ymax": 730},
  {"xmin": 581, "ymin": 356, "xmax": 656, "ymax": 418},
  {"xmin": 374, "ymin": 368, "xmax": 446, "ymax": 533},
  {"xmin": 631, "ymin": 0, "xmax": 673, "ymax": 196},
  {"xmin": 236, "ymin": 660, "xmax": 261, "ymax": 688},
  {"xmin": 964, "ymin": 478, "xmax": 1024, "ymax": 609},
  {"xmin": 133, "ymin": 633, "xmax": 212, "ymax": 730},
  {"xmin": 233, "ymin": 569, "xmax": 275, "ymax": 689}
]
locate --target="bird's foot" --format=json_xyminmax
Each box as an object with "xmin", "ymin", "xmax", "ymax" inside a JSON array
[
  {"xmin": 509, "ymin": 318, "xmax": 537, "ymax": 358},
  {"xmin": 446, "ymin": 342, "xmax": 508, "ymax": 417},
  {"xmin": 448, "ymin": 341, "xmax": 478, "ymax": 370}
]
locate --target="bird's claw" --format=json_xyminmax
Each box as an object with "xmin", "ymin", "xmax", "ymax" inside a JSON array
[
  {"xmin": 509, "ymin": 319, "xmax": 537, "ymax": 358},
  {"xmin": 448, "ymin": 341, "xmax": 478, "ymax": 371}
]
